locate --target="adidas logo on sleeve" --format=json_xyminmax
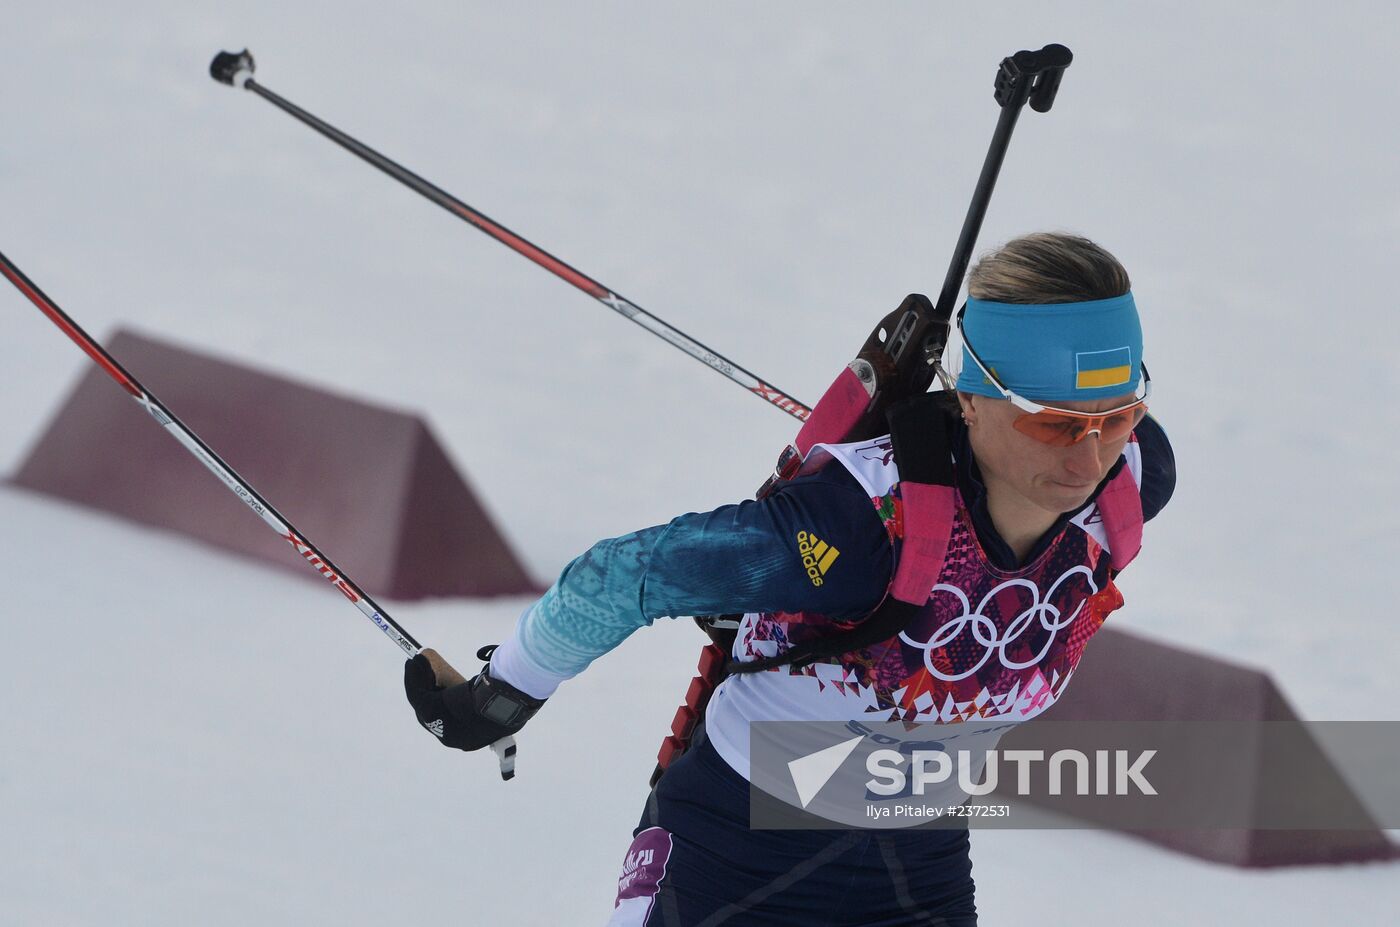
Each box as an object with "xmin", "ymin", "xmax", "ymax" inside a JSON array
[{"xmin": 797, "ymin": 531, "xmax": 840, "ymax": 587}]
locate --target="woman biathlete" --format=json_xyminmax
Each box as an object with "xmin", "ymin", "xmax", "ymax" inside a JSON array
[{"xmin": 404, "ymin": 232, "xmax": 1176, "ymax": 925}]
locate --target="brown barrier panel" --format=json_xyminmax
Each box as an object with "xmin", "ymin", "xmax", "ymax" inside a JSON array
[
  {"xmin": 997, "ymin": 627, "xmax": 1398, "ymax": 867},
  {"xmin": 11, "ymin": 329, "xmax": 539, "ymax": 600}
]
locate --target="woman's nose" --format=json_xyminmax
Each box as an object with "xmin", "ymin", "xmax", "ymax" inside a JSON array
[{"xmin": 1063, "ymin": 431, "xmax": 1104, "ymax": 477}]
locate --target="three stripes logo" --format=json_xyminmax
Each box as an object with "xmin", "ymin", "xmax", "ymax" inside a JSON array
[
  {"xmin": 797, "ymin": 531, "xmax": 840, "ymax": 587},
  {"xmin": 427, "ymin": 719, "xmax": 445, "ymax": 738}
]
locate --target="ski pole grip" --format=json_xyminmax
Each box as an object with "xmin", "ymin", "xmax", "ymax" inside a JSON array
[
  {"xmin": 210, "ymin": 49, "xmax": 256, "ymax": 88},
  {"xmin": 491, "ymin": 736, "xmax": 518, "ymax": 780},
  {"xmin": 418, "ymin": 647, "xmax": 469, "ymax": 688},
  {"xmin": 995, "ymin": 43, "xmax": 1072, "ymax": 112},
  {"xmin": 1028, "ymin": 59, "xmax": 1069, "ymax": 112}
]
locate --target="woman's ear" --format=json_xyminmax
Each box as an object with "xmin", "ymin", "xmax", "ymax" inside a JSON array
[{"xmin": 956, "ymin": 391, "xmax": 976, "ymax": 426}]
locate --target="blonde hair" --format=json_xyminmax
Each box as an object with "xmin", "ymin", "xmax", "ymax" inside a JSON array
[{"xmin": 967, "ymin": 232, "xmax": 1130, "ymax": 304}]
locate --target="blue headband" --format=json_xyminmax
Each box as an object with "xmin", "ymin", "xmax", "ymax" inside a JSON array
[{"xmin": 955, "ymin": 292, "xmax": 1143, "ymax": 402}]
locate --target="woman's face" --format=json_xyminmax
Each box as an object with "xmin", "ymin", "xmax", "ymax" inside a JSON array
[{"xmin": 961, "ymin": 391, "xmax": 1138, "ymax": 516}]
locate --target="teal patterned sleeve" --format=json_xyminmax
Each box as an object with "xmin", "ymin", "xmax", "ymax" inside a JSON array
[{"xmin": 488, "ymin": 466, "xmax": 892, "ymax": 698}]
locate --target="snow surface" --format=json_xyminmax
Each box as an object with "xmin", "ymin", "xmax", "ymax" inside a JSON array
[{"xmin": 2, "ymin": 2, "xmax": 1398, "ymax": 924}]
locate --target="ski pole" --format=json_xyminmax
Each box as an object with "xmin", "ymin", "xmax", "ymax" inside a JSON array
[
  {"xmin": 827, "ymin": 44, "xmax": 1075, "ymax": 443},
  {"xmin": 933, "ymin": 43, "xmax": 1073, "ymax": 320},
  {"xmin": 0, "ymin": 249, "xmax": 519, "ymax": 780},
  {"xmin": 209, "ymin": 50, "xmax": 811, "ymax": 422}
]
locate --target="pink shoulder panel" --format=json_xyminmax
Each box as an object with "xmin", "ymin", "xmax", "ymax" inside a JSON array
[
  {"xmin": 1097, "ymin": 466, "xmax": 1144, "ymax": 571},
  {"xmin": 794, "ymin": 366, "xmax": 871, "ymax": 455},
  {"xmin": 888, "ymin": 482, "xmax": 958, "ymax": 604}
]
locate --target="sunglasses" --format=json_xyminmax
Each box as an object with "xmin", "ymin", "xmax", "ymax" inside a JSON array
[{"xmin": 958, "ymin": 314, "xmax": 1150, "ymax": 448}]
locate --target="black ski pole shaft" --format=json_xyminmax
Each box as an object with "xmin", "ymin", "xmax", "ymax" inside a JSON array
[
  {"xmin": 831, "ymin": 44, "xmax": 1075, "ymax": 436},
  {"xmin": 0, "ymin": 248, "xmax": 521, "ymax": 779},
  {"xmin": 209, "ymin": 50, "xmax": 811, "ymax": 421},
  {"xmin": 933, "ymin": 44, "xmax": 1073, "ymax": 320}
]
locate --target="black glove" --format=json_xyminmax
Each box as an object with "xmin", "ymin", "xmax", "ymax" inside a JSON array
[{"xmin": 404, "ymin": 645, "xmax": 546, "ymax": 752}]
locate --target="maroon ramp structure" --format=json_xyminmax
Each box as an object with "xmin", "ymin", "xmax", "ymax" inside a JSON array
[
  {"xmin": 11, "ymin": 328, "xmax": 538, "ymax": 600},
  {"xmin": 997, "ymin": 627, "xmax": 1398, "ymax": 867}
]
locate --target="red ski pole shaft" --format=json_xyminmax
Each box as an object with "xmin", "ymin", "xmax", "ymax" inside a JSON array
[
  {"xmin": 0, "ymin": 248, "xmax": 521, "ymax": 779},
  {"xmin": 1, "ymin": 249, "xmax": 416, "ymax": 653},
  {"xmin": 209, "ymin": 49, "xmax": 811, "ymax": 422}
]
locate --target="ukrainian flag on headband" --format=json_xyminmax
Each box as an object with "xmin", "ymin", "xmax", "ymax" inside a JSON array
[{"xmin": 1075, "ymin": 347, "xmax": 1133, "ymax": 390}]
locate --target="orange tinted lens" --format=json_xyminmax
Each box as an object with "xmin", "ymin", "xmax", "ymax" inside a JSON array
[
  {"xmin": 1098, "ymin": 405, "xmax": 1147, "ymax": 442},
  {"xmin": 1013, "ymin": 404, "xmax": 1147, "ymax": 447},
  {"xmin": 1013, "ymin": 413, "xmax": 1087, "ymax": 447}
]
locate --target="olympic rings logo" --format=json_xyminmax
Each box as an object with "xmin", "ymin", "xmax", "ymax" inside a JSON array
[{"xmin": 898, "ymin": 567, "xmax": 1098, "ymax": 682}]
